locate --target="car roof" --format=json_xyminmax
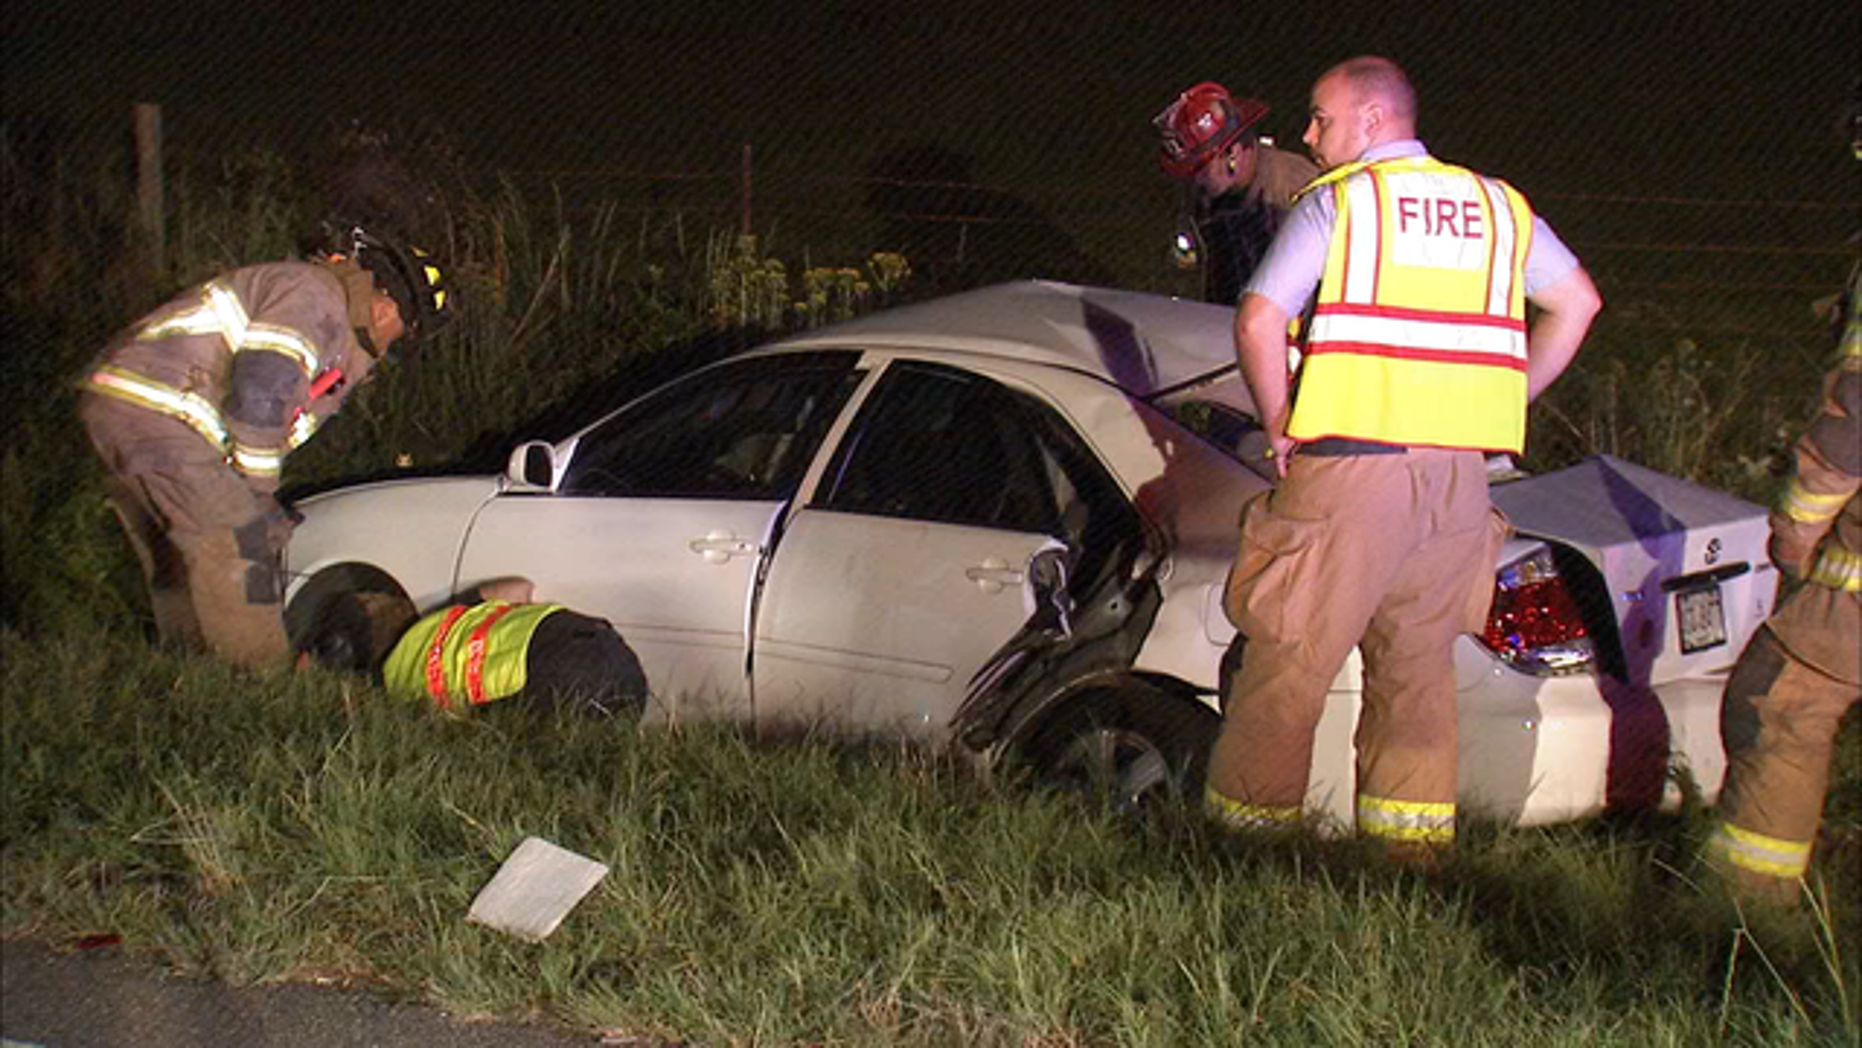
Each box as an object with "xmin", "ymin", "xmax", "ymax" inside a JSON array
[{"xmin": 766, "ymin": 280, "xmax": 1241, "ymax": 399}]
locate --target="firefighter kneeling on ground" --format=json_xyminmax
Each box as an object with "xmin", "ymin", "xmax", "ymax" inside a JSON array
[
  {"xmin": 303, "ymin": 577, "xmax": 649, "ymax": 718},
  {"xmin": 77, "ymin": 223, "xmax": 452, "ymax": 669}
]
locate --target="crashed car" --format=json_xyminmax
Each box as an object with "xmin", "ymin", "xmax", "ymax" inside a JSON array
[{"xmin": 284, "ymin": 281, "xmax": 1776, "ymax": 826}]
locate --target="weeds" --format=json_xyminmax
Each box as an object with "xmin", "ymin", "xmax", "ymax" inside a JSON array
[
  {"xmin": 4, "ymin": 630, "xmax": 1858, "ymax": 1045},
  {"xmin": 3, "ymin": 133, "xmax": 1857, "ymax": 1046}
]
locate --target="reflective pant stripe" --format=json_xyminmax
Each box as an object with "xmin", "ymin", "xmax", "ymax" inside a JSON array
[
  {"xmin": 1357, "ymin": 794, "xmax": 1455, "ymax": 843},
  {"xmin": 1712, "ymin": 822, "xmax": 1812, "ymax": 880},
  {"xmin": 1204, "ymin": 786, "xmax": 1302, "ymax": 830}
]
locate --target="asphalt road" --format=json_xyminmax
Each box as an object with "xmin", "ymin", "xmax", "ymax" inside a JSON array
[{"xmin": 0, "ymin": 939, "xmax": 622, "ymax": 1048}]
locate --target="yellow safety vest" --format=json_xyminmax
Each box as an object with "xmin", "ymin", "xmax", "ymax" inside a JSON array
[
  {"xmin": 381, "ymin": 602, "xmax": 564, "ymax": 709},
  {"xmin": 1288, "ymin": 156, "xmax": 1535, "ymax": 453}
]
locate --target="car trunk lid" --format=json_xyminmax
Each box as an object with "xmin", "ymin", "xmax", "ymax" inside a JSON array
[{"xmin": 1488, "ymin": 455, "xmax": 1775, "ymax": 687}]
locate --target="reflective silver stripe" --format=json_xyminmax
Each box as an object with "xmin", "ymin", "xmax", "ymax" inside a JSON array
[
  {"xmin": 1711, "ymin": 822, "xmax": 1811, "ymax": 879},
  {"xmin": 1306, "ymin": 312, "xmax": 1527, "ymax": 361},
  {"xmin": 135, "ymin": 282, "xmax": 320, "ymax": 374},
  {"xmin": 82, "ymin": 365, "xmax": 229, "ymax": 449},
  {"xmin": 1809, "ymin": 545, "xmax": 1862, "ymax": 592},
  {"xmin": 231, "ymin": 442, "xmax": 284, "ymax": 477},
  {"xmin": 1357, "ymin": 795, "xmax": 1455, "ymax": 843},
  {"xmin": 288, "ymin": 411, "xmax": 321, "ymax": 449},
  {"xmin": 242, "ymin": 323, "xmax": 320, "ymax": 373},
  {"xmin": 1780, "ymin": 480, "xmax": 1851, "ymax": 525},
  {"xmin": 1339, "ymin": 175, "xmax": 1380, "ymax": 305},
  {"xmin": 1204, "ymin": 785, "xmax": 1302, "ymax": 831},
  {"xmin": 1479, "ymin": 177, "xmax": 1520, "ymax": 318}
]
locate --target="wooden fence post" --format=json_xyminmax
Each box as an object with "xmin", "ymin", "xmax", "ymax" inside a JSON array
[
  {"xmin": 741, "ymin": 142, "xmax": 752, "ymax": 238},
  {"xmin": 134, "ymin": 102, "xmax": 165, "ymax": 273}
]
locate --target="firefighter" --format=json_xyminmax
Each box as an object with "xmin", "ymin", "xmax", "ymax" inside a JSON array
[
  {"xmin": 1204, "ymin": 56, "xmax": 1602, "ymax": 854},
  {"xmin": 1154, "ymin": 81, "xmax": 1318, "ymax": 306},
  {"xmin": 1708, "ymin": 101, "xmax": 1861, "ymax": 900},
  {"xmin": 306, "ymin": 578, "xmax": 648, "ymax": 717},
  {"xmin": 77, "ymin": 224, "xmax": 452, "ymax": 668}
]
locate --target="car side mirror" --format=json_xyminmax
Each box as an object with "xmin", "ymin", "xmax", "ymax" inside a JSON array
[{"xmin": 506, "ymin": 440, "xmax": 559, "ymax": 491}]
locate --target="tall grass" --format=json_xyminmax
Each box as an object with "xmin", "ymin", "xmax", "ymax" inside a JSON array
[
  {"xmin": 4, "ymin": 135, "xmax": 1857, "ymax": 1046},
  {"xmin": 0, "ymin": 138, "xmax": 910, "ymax": 634},
  {"xmin": 3, "ymin": 630, "xmax": 1855, "ymax": 1046}
]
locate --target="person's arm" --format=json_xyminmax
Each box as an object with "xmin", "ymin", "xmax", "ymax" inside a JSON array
[
  {"xmin": 1234, "ymin": 190, "xmax": 1329, "ymax": 477},
  {"xmin": 222, "ymin": 266, "xmax": 356, "ymax": 496},
  {"xmin": 465, "ymin": 577, "xmax": 536, "ymax": 605},
  {"xmin": 1771, "ymin": 357, "xmax": 1862, "ymax": 576},
  {"xmin": 1523, "ymin": 266, "xmax": 1601, "ymax": 402},
  {"xmin": 1235, "ymin": 294, "xmax": 1297, "ymax": 477}
]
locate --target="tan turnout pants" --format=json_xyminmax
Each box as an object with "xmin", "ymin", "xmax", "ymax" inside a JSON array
[
  {"xmin": 1712, "ymin": 582, "xmax": 1861, "ymax": 897},
  {"xmin": 1207, "ymin": 448, "xmax": 1500, "ymax": 845},
  {"xmin": 79, "ymin": 394, "xmax": 291, "ymax": 669}
]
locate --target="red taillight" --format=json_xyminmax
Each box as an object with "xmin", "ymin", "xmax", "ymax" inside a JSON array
[{"xmin": 1480, "ymin": 547, "xmax": 1596, "ymax": 676}]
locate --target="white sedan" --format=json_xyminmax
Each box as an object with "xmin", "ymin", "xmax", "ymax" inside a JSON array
[{"xmin": 283, "ymin": 281, "xmax": 1776, "ymax": 826}]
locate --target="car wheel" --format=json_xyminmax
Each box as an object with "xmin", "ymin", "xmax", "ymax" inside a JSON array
[
  {"xmin": 285, "ymin": 565, "xmax": 414, "ymax": 672},
  {"xmin": 1023, "ymin": 681, "xmax": 1215, "ymax": 817}
]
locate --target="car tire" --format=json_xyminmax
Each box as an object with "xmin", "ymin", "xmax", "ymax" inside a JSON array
[
  {"xmin": 285, "ymin": 565, "xmax": 413, "ymax": 671},
  {"xmin": 1021, "ymin": 680, "xmax": 1216, "ymax": 816}
]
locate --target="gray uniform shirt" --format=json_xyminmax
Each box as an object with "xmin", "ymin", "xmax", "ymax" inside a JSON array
[{"xmin": 1243, "ymin": 139, "xmax": 1582, "ymax": 318}]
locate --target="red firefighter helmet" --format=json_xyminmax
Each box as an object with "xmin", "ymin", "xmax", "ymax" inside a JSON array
[{"xmin": 1153, "ymin": 82, "xmax": 1271, "ymax": 179}]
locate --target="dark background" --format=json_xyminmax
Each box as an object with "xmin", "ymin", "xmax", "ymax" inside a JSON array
[{"xmin": 5, "ymin": 0, "xmax": 1858, "ymax": 326}]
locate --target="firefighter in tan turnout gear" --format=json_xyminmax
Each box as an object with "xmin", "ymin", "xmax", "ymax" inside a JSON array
[
  {"xmin": 1709, "ymin": 252, "xmax": 1862, "ymax": 899},
  {"xmin": 1204, "ymin": 56, "xmax": 1602, "ymax": 853},
  {"xmin": 78, "ymin": 225, "xmax": 452, "ymax": 668}
]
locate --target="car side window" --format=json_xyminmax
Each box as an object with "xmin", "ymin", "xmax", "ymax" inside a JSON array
[
  {"xmin": 1165, "ymin": 400, "xmax": 1262, "ymax": 459},
  {"xmin": 819, "ymin": 363, "xmax": 1139, "ymax": 565},
  {"xmin": 561, "ymin": 352, "xmax": 862, "ymax": 499}
]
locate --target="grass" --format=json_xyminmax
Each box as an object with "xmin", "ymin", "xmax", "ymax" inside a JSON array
[
  {"xmin": 3, "ymin": 630, "xmax": 1858, "ymax": 1046},
  {"xmin": 3, "ymin": 133, "xmax": 1859, "ymax": 1046}
]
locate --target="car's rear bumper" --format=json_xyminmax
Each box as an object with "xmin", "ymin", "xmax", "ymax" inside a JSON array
[{"xmin": 1456, "ymin": 667, "xmax": 1730, "ymax": 827}]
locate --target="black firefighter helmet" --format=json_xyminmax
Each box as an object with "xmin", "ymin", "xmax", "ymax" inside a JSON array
[{"xmin": 330, "ymin": 221, "xmax": 455, "ymax": 345}]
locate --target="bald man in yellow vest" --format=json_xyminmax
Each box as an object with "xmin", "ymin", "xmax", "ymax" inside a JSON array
[{"xmin": 1205, "ymin": 56, "xmax": 1602, "ymax": 854}]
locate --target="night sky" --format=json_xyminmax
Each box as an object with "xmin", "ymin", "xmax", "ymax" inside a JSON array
[{"xmin": 5, "ymin": 0, "xmax": 1857, "ymax": 297}]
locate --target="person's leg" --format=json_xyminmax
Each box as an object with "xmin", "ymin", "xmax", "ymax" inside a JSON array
[
  {"xmin": 1207, "ymin": 455, "xmax": 1416, "ymax": 828},
  {"xmin": 523, "ymin": 611, "xmax": 649, "ymax": 717},
  {"xmin": 147, "ymin": 462, "xmax": 290, "ymax": 670},
  {"xmin": 82, "ymin": 401, "xmax": 204, "ymax": 649},
  {"xmin": 1354, "ymin": 451, "xmax": 1490, "ymax": 851},
  {"xmin": 1714, "ymin": 627, "xmax": 1859, "ymax": 901}
]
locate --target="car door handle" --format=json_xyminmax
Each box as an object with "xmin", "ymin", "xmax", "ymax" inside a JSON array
[
  {"xmin": 689, "ymin": 532, "xmax": 760, "ymax": 564},
  {"xmin": 965, "ymin": 558, "xmax": 1024, "ymax": 594}
]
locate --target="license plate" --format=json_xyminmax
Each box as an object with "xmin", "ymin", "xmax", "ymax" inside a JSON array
[{"xmin": 1676, "ymin": 584, "xmax": 1727, "ymax": 654}]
